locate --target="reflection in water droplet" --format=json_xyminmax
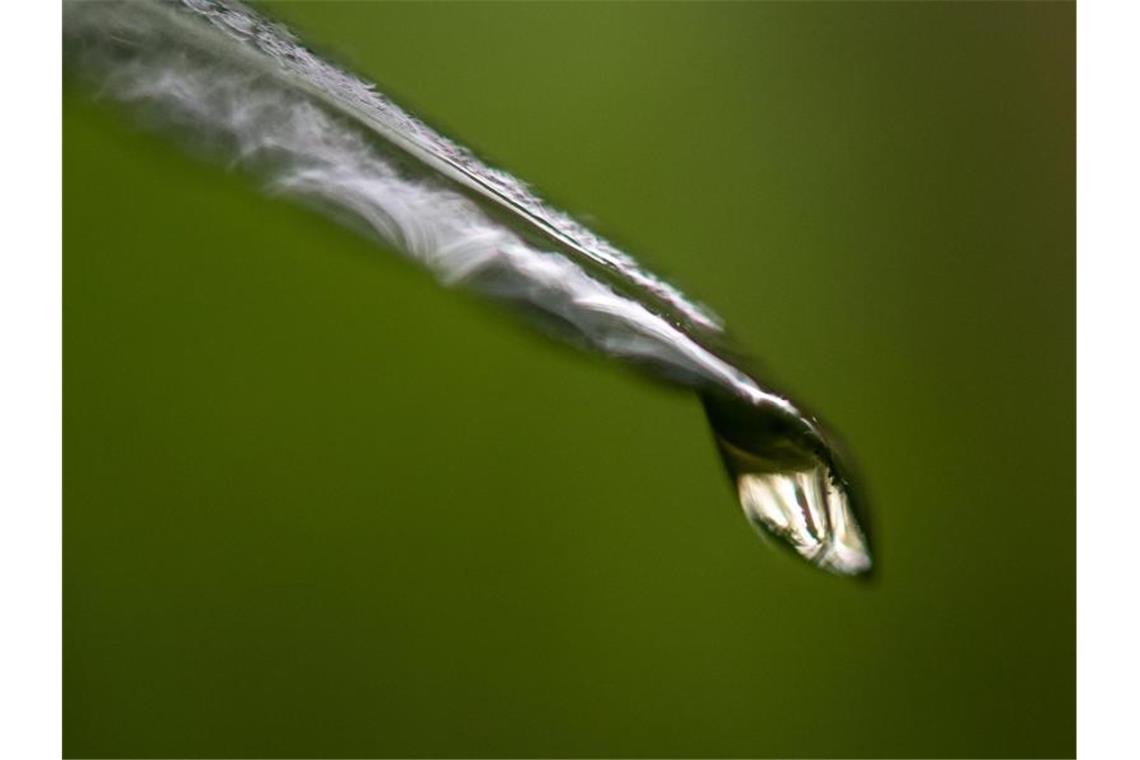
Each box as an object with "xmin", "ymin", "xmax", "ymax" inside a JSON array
[{"xmin": 703, "ymin": 392, "xmax": 872, "ymax": 576}]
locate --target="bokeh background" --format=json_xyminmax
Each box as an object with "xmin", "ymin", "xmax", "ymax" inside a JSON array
[{"xmin": 64, "ymin": 2, "xmax": 1074, "ymax": 757}]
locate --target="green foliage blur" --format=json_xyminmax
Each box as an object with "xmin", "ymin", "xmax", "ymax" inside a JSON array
[{"xmin": 64, "ymin": 2, "xmax": 1074, "ymax": 757}]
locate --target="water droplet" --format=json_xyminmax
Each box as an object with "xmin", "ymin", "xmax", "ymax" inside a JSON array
[{"xmin": 702, "ymin": 391, "xmax": 872, "ymax": 576}]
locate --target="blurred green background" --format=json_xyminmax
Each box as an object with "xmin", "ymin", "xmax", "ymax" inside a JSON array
[{"xmin": 64, "ymin": 1, "xmax": 1074, "ymax": 757}]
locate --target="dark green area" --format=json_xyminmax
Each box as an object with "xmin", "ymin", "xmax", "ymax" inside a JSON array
[{"xmin": 64, "ymin": 2, "xmax": 1074, "ymax": 757}]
